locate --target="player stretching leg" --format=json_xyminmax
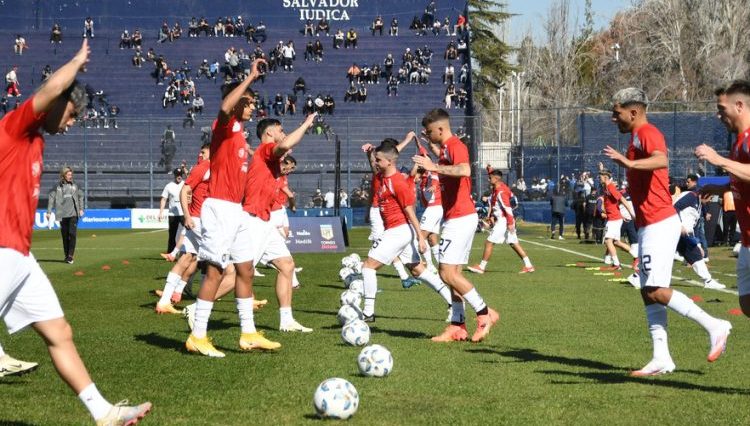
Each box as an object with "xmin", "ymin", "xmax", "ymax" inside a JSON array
[
  {"xmin": 0, "ymin": 39, "xmax": 151, "ymax": 424},
  {"xmin": 605, "ymin": 88, "xmax": 731, "ymax": 376},
  {"xmin": 413, "ymin": 109, "xmax": 499, "ymax": 343},
  {"xmin": 468, "ymin": 167, "xmax": 534, "ymax": 274},
  {"xmin": 246, "ymin": 118, "xmax": 317, "ymax": 333},
  {"xmin": 361, "ymin": 142, "xmax": 451, "ymax": 322},
  {"xmin": 598, "ymin": 169, "xmax": 636, "ymax": 271},
  {"xmin": 188, "ymin": 59, "xmax": 268, "ymax": 358},
  {"xmin": 411, "ymin": 146, "xmax": 442, "ymax": 274},
  {"xmin": 696, "ymin": 80, "xmax": 750, "ymax": 315},
  {"xmin": 267, "ymin": 155, "xmax": 302, "ymax": 289}
]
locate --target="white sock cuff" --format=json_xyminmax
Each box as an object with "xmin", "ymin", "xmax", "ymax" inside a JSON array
[{"xmin": 666, "ymin": 291, "xmax": 694, "ymax": 316}]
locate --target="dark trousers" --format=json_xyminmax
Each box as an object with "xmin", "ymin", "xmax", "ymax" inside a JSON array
[
  {"xmin": 167, "ymin": 216, "xmax": 183, "ymax": 253},
  {"xmin": 551, "ymin": 212, "xmax": 564, "ymax": 236},
  {"xmin": 723, "ymin": 210, "xmax": 737, "ymax": 244},
  {"xmin": 582, "ymin": 212, "xmax": 594, "ymax": 239},
  {"xmin": 60, "ymin": 217, "xmax": 78, "ymax": 259},
  {"xmin": 574, "ymin": 210, "xmax": 584, "ymax": 238}
]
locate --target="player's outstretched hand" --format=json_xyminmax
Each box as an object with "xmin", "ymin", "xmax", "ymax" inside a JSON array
[
  {"xmin": 248, "ymin": 58, "xmax": 267, "ymax": 81},
  {"xmin": 302, "ymin": 112, "xmax": 318, "ymax": 129},
  {"xmin": 361, "ymin": 143, "xmax": 375, "ymax": 152},
  {"xmin": 73, "ymin": 38, "xmax": 90, "ymax": 71},
  {"xmin": 695, "ymin": 144, "xmax": 721, "ymax": 165},
  {"xmin": 603, "ymin": 145, "xmax": 628, "ymax": 167}
]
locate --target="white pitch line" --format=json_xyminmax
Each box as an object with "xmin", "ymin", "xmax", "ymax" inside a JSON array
[{"xmin": 519, "ymin": 238, "xmax": 739, "ymax": 296}]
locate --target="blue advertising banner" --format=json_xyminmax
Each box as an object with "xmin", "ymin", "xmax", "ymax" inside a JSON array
[
  {"xmin": 287, "ymin": 216, "xmax": 346, "ymax": 253},
  {"xmin": 33, "ymin": 209, "xmax": 132, "ymax": 230}
]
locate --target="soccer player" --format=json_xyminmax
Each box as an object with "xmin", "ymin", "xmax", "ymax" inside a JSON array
[
  {"xmin": 187, "ymin": 58, "xmax": 267, "ymax": 358},
  {"xmin": 412, "ymin": 108, "xmax": 499, "ymax": 343},
  {"xmin": 0, "ymin": 39, "xmax": 151, "ymax": 424},
  {"xmin": 361, "ymin": 141, "xmax": 451, "ymax": 321},
  {"xmin": 604, "ymin": 87, "xmax": 731, "ymax": 376},
  {"xmin": 695, "ymin": 80, "xmax": 750, "ymax": 316},
  {"xmin": 412, "ymin": 144, "xmax": 442, "ymax": 272},
  {"xmin": 468, "ymin": 167, "xmax": 535, "ymax": 274},
  {"xmin": 265, "ymin": 155, "xmax": 302, "ymax": 289},
  {"xmin": 245, "ymin": 117, "xmax": 317, "ymax": 333},
  {"xmin": 0, "ymin": 343, "xmax": 37, "ymax": 377},
  {"xmin": 598, "ymin": 169, "xmax": 635, "ymax": 271}
]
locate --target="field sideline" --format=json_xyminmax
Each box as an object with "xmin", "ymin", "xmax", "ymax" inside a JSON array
[{"xmin": 1, "ymin": 224, "xmax": 748, "ymax": 425}]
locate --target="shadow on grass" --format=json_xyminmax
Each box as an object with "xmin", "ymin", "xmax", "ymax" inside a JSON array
[
  {"xmin": 0, "ymin": 421, "xmax": 38, "ymax": 426},
  {"xmin": 541, "ymin": 369, "xmax": 749, "ymax": 395},
  {"xmin": 369, "ymin": 325, "xmax": 429, "ymax": 339},
  {"xmin": 466, "ymin": 347, "xmax": 628, "ymax": 371},
  {"xmin": 36, "ymin": 258, "xmax": 68, "ymax": 264},
  {"xmin": 317, "ymin": 284, "xmax": 346, "ymax": 291},
  {"xmin": 134, "ymin": 333, "xmax": 185, "ymax": 352}
]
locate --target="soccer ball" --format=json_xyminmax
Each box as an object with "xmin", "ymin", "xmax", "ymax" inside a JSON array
[
  {"xmin": 342, "ymin": 319, "xmax": 370, "ymax": 346},
  {"xmin": 357, "ymin": 344, "xmax": 393, "ymax": 377},
  {"xmin": 348, "ymin": 279, "xmax": 364, "ymax": 296},
  {"xmin": 337, "ymin": 304, "xmax": 363, "ymax": 325},
  {"xmin": 343, "ymin": 273, "xmax": 363, "ymax": 288},
  {"xmin": 339, "ymin": 266, "xmax": 354, "ymax": 282},
  {"xmin": 313, "ymin": 378, "xmax": 359, "ymax": 419},
  {"xmin": 340, "ymin": 290, "xmax": 362, "ymax": 307}
]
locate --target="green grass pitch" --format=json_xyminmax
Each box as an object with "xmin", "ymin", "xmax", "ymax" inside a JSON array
[{"xmin": 1, "ymin": 224, "xmax": 748, "ymax": 425}]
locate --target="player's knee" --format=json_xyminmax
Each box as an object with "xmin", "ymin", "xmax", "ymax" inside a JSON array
[
  {"xmin": 640, "ymin": 286, "xmax": 665, "ymax": 304},
  {"xmin": 408, "ymin": 263, "xmax": 423, "ymax": 276},
  {"xmin": 274, "ymin": 257, "xmax": 294, "ymax": 273}
]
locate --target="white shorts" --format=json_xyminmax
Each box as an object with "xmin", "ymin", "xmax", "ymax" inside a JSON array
[
  {"xmin": 440, "ymin": 213, "xmax": 478, "ymax": 265},
  {"xmin": 604, "ymin": 219, "xmax": 623, "ymax": 241},
  {"xmin": 368, "ymin": 207, "xmax": 384, "ymax": 241},
  {"xmin": 0, "ymin": 249, "xmax": 64, "ymax": 334},
  {"xmin": 181, "ymin": 218, "xmax": 202, "ymax": 255},
  {"xmin": 638, "ymin": 214, "xmax": 680, "ymax": 288},
  {"xmin": 270, "ymin": 207, "xmax": 289, "ymax": 230},
  {"xmin": 737, "ymin": 246, "xmax": 750, "ymax": 296},
  {"xmin": 198, "ymin": 198, "xmax": 255, "ymax": 269},
  {"xmin": 420, "ymin": 205, "xmax": 443, "ymax": 235},
  {"xmin": 487, "ymin": 217, "xmax": 518, "ymax": 245},
  {"xmin": 368, "ymin": 224, "xmax": 421, "ymax": 266},
  {"xmin": 257, "ymin": 221, "xmax": 292, "ymax": 265}
]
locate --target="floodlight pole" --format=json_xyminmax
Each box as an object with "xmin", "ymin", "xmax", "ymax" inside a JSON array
[{"xmin": 333, "ymin": 133, "xmax": 341, "ymax": 217}]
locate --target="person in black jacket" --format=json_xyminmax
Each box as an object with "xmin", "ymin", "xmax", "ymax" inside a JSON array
[{"xmin": 46, "ymin": 167, "xmax": 85, "ymax": 263}]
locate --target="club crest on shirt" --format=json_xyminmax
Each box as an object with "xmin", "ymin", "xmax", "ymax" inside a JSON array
[
  {"xmin": 238, "ymin": 147, "xmax": 246, "ymax": 159},
  {"xmin": 31, "ymin": 161, "xmax": 41, "ymax": 177},
  {"xmin": 232, "ymin": 121, "xmax": 242, "ymax": 132}
]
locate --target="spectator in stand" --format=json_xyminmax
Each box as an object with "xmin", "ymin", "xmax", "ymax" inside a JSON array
[
  {"xmin": 371, "ymin": 64, "xmax": 381, "ymax": 84},
  {"xmin": 402, "ymin": 47, "xmax": 414, "ymax": 66},
  {"xmin": 252, "ymin": 21, "xmax": 267, "ymax": 43},
  {"xmin": 198, "ymin": 17, "xmax": 211, "ymax": 36},
  {"xmin": 304, "ymin": 41, "xmax": 314, "ymax": 61},
  {"xmin": 339, "ymin": 189, "xmax": 349, "ymax": 207},
  {"xmin": 273, "ymin": 93, "xmax": 284, "ymax": 116},
  {"xmin": 361, "ymin": 64, "xmax": 371, "ymax": 84},
  {"xmin": 324, "ymin": 189, "xmax": 335, "ymax": 208},
  {"xmin": 345, "ymin": 28, "xmax": 358, "ymax": 49},
  {"xmin": 444, "ymin": 62, "xmax": 455, "ymax": 84},
  {"xmin": 312, "ymin": 189, "xmax": 325, "ymax": 207},
  {"xmin": 50, "ymin": 23, "xmax": 62, "ymax": 44},
  {"xmin": 390, "ymin": 17, "xmax": 399, "ymax": 36},
  {"xmin": 303, "ymin": 19, "xmax": 315, "ymax": 36},
  {"xmin": 431, "ymin": 18, "xmax": 442, "ymax": 36},
  {"xmin": 5, "ymin": 66, "xmax": 20, "ymax": 98},
  {"xmin": 346, "ymin": 63, "xmax": 361, "ymax": 84},
  {"xmin": 317, "ymin": 18, "xmax": 330, "ymax": 36},
  {"xmin": 223, "ymin": 17, "xmax": 234, "ymax": 37},
  {"xmin": 213, "ymin": 18, "xmax": 224, "ymax": 37},
  {"xmin": 14, "ymin": 35, "xmax": 27, "ymax": 55},
  {"xmin": 459, "ymin": 63, "xmax": 469, "ymax": 84},
  {"xmin": 357, "ymin": 84, "xmax": 367, "ymax": 103},
  {"xmin": 286, "ymin": 93, "xmax": 297, "ymax": 115},
  {"xmin": 387, "ymin": 74, "xmax": 399, "ymax": 96},
  {"xmin": 158, "ymin": 21, "xmax": 169, "ymax": 43},
  {"xmin": 41, "ymin": 65, "xmax": 52, "ymax": 82},
  {"xmin": 372, "ymin": 15, "xmax": 384, "ymax": 36},
  {"xmin": 171, "ymin": 22, "xmax": 182, "ymax": 40},
  {"xmin": 188, "ymin": 17, "xmax": 198, "ymax": 37},
  {"xmin": 333, "ymin": 29, "xmax": 344, "ymax": 49},
  {"xmin": 281, "ymin": 40, "xmax": 296, "ymax": 71},
  {"xmin": 457, "ymin": 86, "xmax": 467, "ymax": 109},
  {"xmin": 119, "ymin": 30, "xmax": 131, "ymax": 49},
  {"xmin": 457, "ymin": 38, "xmax": 468, "ymax": 58},
  {"xmin": 410, "ymin": 15, "xmax": 422, "ymax": 31},
  {"xmin": 46, "ymin": 167, "xmax": 84, "ymax": 263},
  {"xmin": 183, "ymin": 107, "xmax": 196, "ymax": 128},
  {"xmin": 445, "ymin": 41, "xmax": 458, "ymax": 60},
  {"xmin": 83, "ymin": 17, "xmax": 94, "ymax": 38},
  {"xmin": 456, "ymin": 14, "xmax": 467, "ymax": 36},
  {"xmin": 313, "ymin": 39, "xmax": 324, "ymax": 62},
  {"xmin": 444, "ymin": 83, "xmax": 456, "ymax": 108},
  {"xmin": 293, "ymin": 76, "xmax": 306, "ymax": 96},
  {"xmin": 383, "ymin": 53, "xmax": 395, "ymax": 78},
  {"xmin": 324, "ymin": 94, "xmax": 335, "ymax": 114},
  {"xmin": 235, "ymin": 16, "xmax": 245, "ymax": 37},
  {"xmin": 344, "ymin": 83, "xmax": 358, "ymax": 102},
  {"xmin": 107, "ymin": 104, "xmax": 120, "ymax": 128},
  {"xmin": 192, "ymin": 93, "xmax": 204, "ymax": 115},
  {"xmin": 132, "ymin": 48, "xmax": 144, "ymax": 67},
  {"xmin": 423, "ymin": 0, "xmax": 436, "ymax": 26}
]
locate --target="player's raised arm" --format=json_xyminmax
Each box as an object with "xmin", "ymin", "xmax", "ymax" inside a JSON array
[
  {"xmin": 395, "ymin": 130, "xmax": 416, "ymax": 153},
  {"xmin": 217, "ymin": 58, "xmax": 265, "ymax": 125},
  {"xmin": 273, "ymin": 112, "xmax": 317, "ymax": 156},
  {"xmin": 33, "ymin": 39, "xmax": 89, "ymax": 115}
]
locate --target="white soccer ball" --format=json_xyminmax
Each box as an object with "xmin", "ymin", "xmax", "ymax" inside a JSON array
[
  {"xmin": 339, "ymin": 266, "xmax": 354, "ymax": 282},
  {"xmin": 340, "ymin": 290, "xmax": 362, "ymax": 307},
  {"xmin": 313, "ymin": 377, "xmax": 359, "ymax": 419},
  {"xmin": 351, "ymin": 261, "xmax": 363, "ymax": 274},
  {"xmin": 358, "ymin": 344, "xmax": 393, "ymax": 377},
  {"xmin": 349, "ymin": 253, "xmax": 361, "ymax": 263},
  {"xmin": 343, "ymin": 273, "xmax": 362, "ymax": 288},
  {"xmin": 337, "ymin": 304, "xmax": 363, "ymax": 325},
  {"xmin": 342, "ymin": 319, "xmax": 370, "ymax": 346},
  {"xmin": 348, "ymin": 279, "xmax": 364, "ymax": 296}
]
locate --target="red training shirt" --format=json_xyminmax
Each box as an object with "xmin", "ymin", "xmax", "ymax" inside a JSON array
[
  {"xmin": 438, "ymin": 136, "xmax": 474, "ymax": 220},
  {"xmin": 208, "ymin": 117, "xmax": 248, "ymax": 203},
  {"xmin": 370, "ymin": 174, "xmax": 380, "ymax": 208},
  {"xmin": 730, "ymin": 128, "xmax": 750, "ymax": 246},
  {"xmin": 419, "ymin": 171, "xmax": 442, "ymax": 207},
  {"xmin": 184, "ymin": 159, "xmax": 210, "ymax": 218},
  {"xmin": 272, "ymin": 175, "xmax": 289, "ymax": 211},
  {"xmin": 0, "ymin": 97, "xmax": 47, "ymax": 255},
  {"xmin": 490, "ymin": 181, "xmax": 515, "ymax": 227},
  {"xmin": 377, "ymin": 171, "xmax": 415, "ymax": 230},
  {"xmin": 626, "ymin": 123, "xmax": 675, "ymax": 227},
  {"xmin": 243, "ymin": 142, "xmax": 282, "ymax": 221},
  {"xmin": 603, "ymin": 182, "xmax": 623, "ymax": 221}
]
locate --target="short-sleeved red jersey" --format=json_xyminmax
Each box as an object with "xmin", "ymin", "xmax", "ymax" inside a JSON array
[
  {"xmin": 603, "ymin": 182, "xmax": 623, "ymax": 220},
  {"xmin": 490, "ymin": 181, "xmax": 515, "ymax": 227},
  {"xmin": 0, "ymin": 97, "xmax": 47, "ymax": 255},
  {"xmin": 626, "ymin": 123, "xmax": 675, "ymax": 227},
  {"xmin": 730, "ymin": 128, "xmax": 750, "ymax": 246},
  {"xmin": 377, "ymin": 172, "xmax": 415, "ymax": 230},
  {"xmin": 439, "ymin": 136, "xmax": 474, "ymax": 220},
  {"xmin": 208, "ymin": 117, "xmax": 249, "ymax": 203},
  {"xmin": 419, "ymin": 171, "xmax": 441, "ymax": 207},
  {"xmin": 184, "ymin": 159, "xmax": 210, "ymax": 218},
  {"xmin": 243, "ymin": 142, "xmax": 281, "ymax": 221},
  {"xmin": 271, "ymin": 175, "xmax": 289, "ymax": 211}
]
